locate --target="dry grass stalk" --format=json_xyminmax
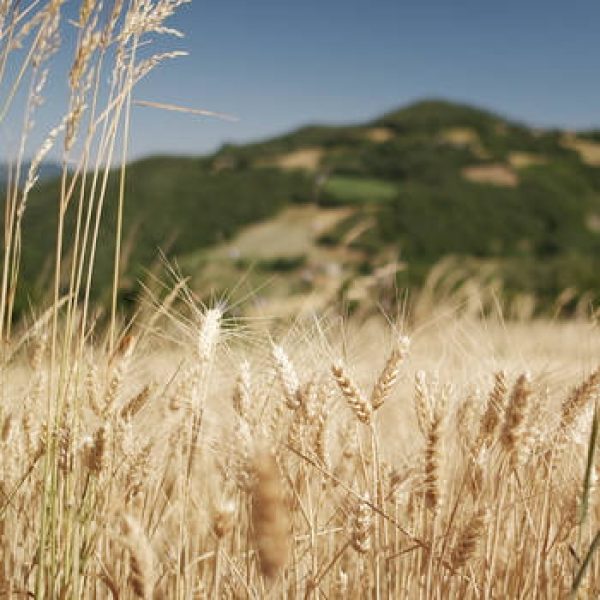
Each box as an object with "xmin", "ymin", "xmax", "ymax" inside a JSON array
[{"xmin": 0, "ymin": 0, "xmax": 196, "ymax": 592}]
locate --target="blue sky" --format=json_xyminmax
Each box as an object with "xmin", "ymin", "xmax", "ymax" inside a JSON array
[{"xmin": 4, "ymin": 0, "xmax": 600, "ymax": 160}]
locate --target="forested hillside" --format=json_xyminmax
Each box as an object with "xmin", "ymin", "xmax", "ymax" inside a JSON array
[{"xmin": 17, "ymin": 99, "xmax": 600, "ymax": 315}]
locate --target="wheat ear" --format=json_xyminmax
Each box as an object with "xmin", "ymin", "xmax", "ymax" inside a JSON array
[
  {"xmin": 332, "ymin": 363, "xmax": 371, "ymax": 424},
  {"xmin": 475, "ymin": 370, "xmax": 507, "ymax": 453},
  {"xmin": 424, "ymin": 406, "xmax": 443, "ymax": 513},
  {"xmin": 121, "ymin": 515, "xmax": 155, "ymax": 599},
  {"xmin": 414, "ymin": 370, "xmax": 432, "ymax": 435},
  {"xmin": 560, "ymin": 368, "xmax": 600, "ymax": 433},
  {"xmin": 198, "ymin": 306, "xmax": 222, "ymax": 363},
  {"xmin": 251, "ymin": 446, "xmax": 289, "ymax": 580},
  {"xmin": 450, "ymin": 507, "xmax": 486, "ymax": 569},
  {"xmin": 272, "ymin": 344, "xmax": 301, "ymax": 409},
  {"xmin": 499, "ymin": 373, "xmax": 532, "ymax": 463},
  {"xmin": 370, "ymin": 335, "xmax": 410, "ymax": 411},
  {"xmin": 350, "ymin": 492, "xmax": 372, "ymax": 553}
]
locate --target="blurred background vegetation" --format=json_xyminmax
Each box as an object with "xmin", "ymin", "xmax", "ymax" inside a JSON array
[{"xmin": 15, "ymin": 99, "xmax": 600, "ymax": 318}]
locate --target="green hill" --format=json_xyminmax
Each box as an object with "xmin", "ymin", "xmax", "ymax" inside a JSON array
[{"xmin": 15, "ymin": 99, "xmax": 600, "ymax": 316}]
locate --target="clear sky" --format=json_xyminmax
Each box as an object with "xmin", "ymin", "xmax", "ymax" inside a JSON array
[{"xmin": 5, "ymin": 0, "xmax": 600, "ymax": 160}]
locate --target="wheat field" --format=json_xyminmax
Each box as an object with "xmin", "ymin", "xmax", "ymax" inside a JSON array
[
  {"xmin": 1, "ymin": 302, "xmax": 600, "ymax": 598},
  {"xmin": 1, "ymin": 0, "xmax": 600, "ymax": 598}
]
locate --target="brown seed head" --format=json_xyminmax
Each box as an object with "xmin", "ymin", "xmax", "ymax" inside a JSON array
[
  {"xmin": 85, "ymin": 425, "xmax": 107, "ymax": 474},
  {"xmin": 451, "ymin": 507, "xmax": 486, "ymax": 569},
  {"xmin": 500, "ymin": 373, "xmax": 532, "ymax": 460},
  {"xmin": 1, "ymin": 413, "xmax": 12, "ymax": 443},
  {"xmin": 414, "ymin": 370, "xmax": 432, "ymax": 435},
  {"xmin": 120, "ymin": 384, "xmax": 153, "ymax": 421},
  {"xmin": 351, "ymin": 493, "xmax": 372, "ymax": 554},
  {"xmin": 424, "ymin": 409, "xmax": 443, "ymax": 513},
  {"xmin": 213, "ymin": 499, "xmax": 236, "ymax": 539},
  {"xmin": 332, "ymin": 363, "xmax": 371, "ymax": 424},
  {"xmin": 475, "ymin": 370, "xmax": 507, "ymax": 453},
  {"xmin": 121, "ymin": 515, "xmax": 155, "ymax": 599},
  {"xmin": 560, "ymin": 368, "xmax": 600, "ymax": 433},
  {"xmin": 370, "ymin": 336, "xmax": 410, "ymax": 411},
  {"xmin": 251, "ymin": 447, "xmax": 289, "ymax": 579}
]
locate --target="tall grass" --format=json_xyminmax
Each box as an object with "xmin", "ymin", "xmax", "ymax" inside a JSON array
[{"xmin": 0, "ymin": 0, "xmax": 187, "ymax": 594}]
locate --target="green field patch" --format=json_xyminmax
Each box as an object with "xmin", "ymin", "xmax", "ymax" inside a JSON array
[{"xmin": 323, "ymin": 176, "xmax": 397, "ymax": 204}]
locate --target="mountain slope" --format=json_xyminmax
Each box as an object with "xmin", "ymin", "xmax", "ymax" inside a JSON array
[{"xmin": 14, "ymin": 99, "xmax": 600, "ymax": 315}]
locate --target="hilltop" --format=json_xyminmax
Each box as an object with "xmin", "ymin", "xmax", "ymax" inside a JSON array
[
  {"xmin": 0, "ymin": 161, "xmax": 62, "ymax": 185},
  {"xmin": 16, "ymin": 99, "xmax": 600, "ymax": 317}
]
